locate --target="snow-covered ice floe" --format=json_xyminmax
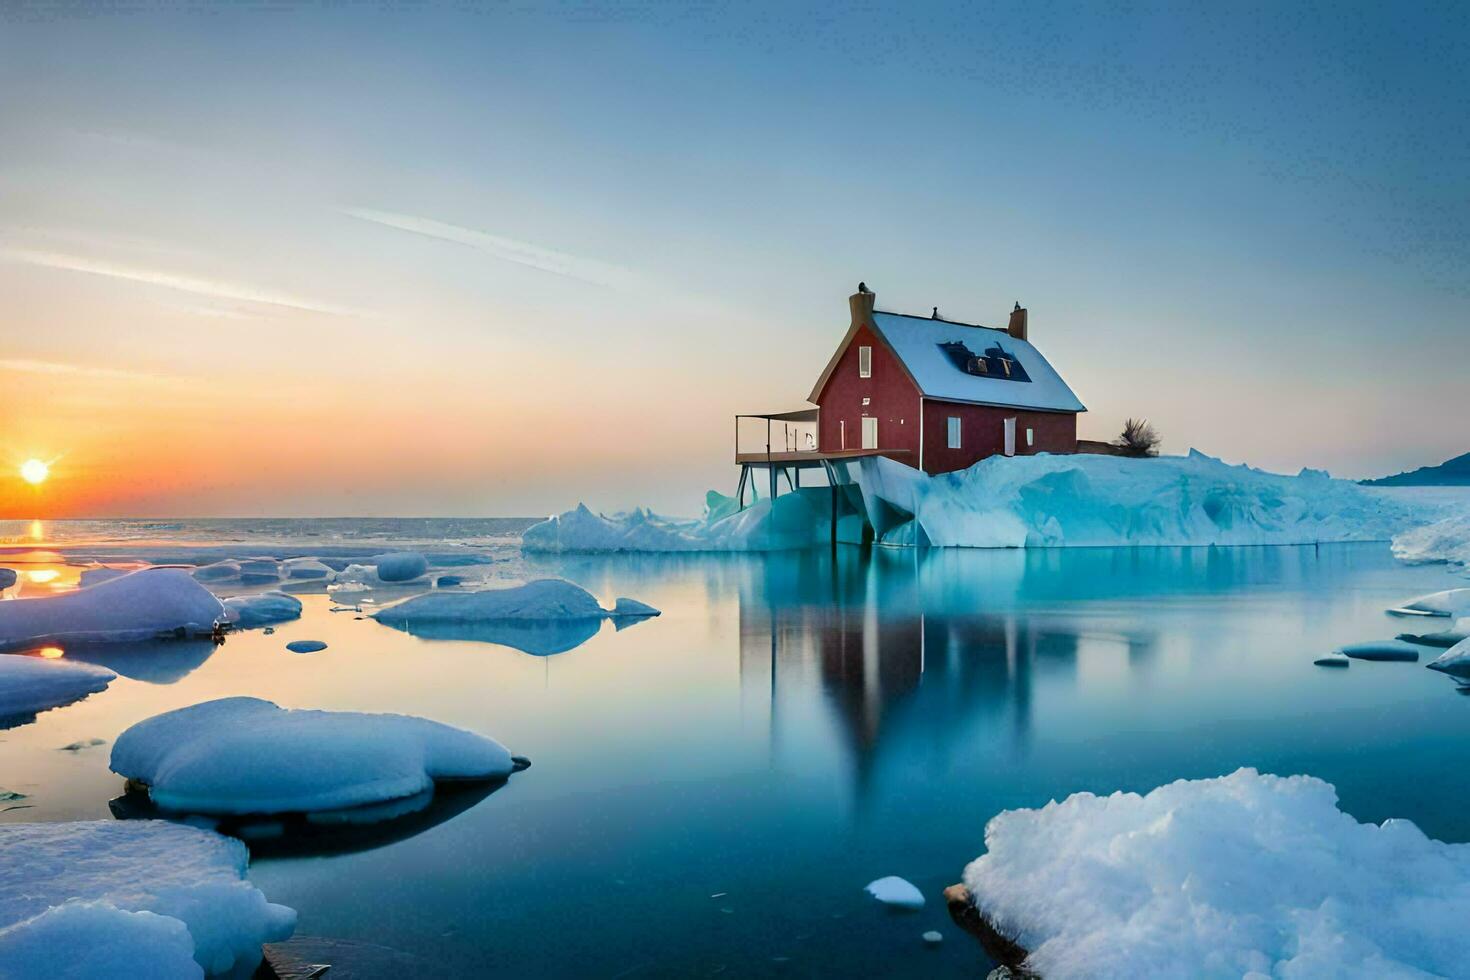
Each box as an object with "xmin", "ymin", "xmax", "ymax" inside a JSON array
[
  {"xmin": 1392, "ymin": 513, "xmax": 1470, "ymax": 570},
  {"xmin": 222, "ymin": 591, "xmax": 303, "ymax": 628},
  {"xmin": 371, "ymin": 579, "xmax": 659, "ymax": 655},
  {"xmin": 0, "ymin": 820, "xmax": 295, "ymax": 977},
  {"xmin": 111, "ymin": 697, "xmax": 521, "ymax": 815},
  {"xmin": 1426, "ymin": 639, "xmax": 1470, "ymax": 678},
  {"xmin": 0, "ymin": 655, "xmax": 116, "ymax": 727},
  {"xmin": 525, "ymin": 451, "xmax": 1441, "ymax": 552},
  {"xmin": 0, "ymin": 568, "xmax": 224, "ymax": 650},
  {"xmin": 961, "ymin": 768, "xmax": 1470, "ymax": 980}
]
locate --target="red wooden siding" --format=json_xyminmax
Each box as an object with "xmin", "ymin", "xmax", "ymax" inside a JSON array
[
  {"xmin": 814, "ymin": 323, "xmax": 921, "ymax": 465},
  {"xmin": 920, "ymin": 399, "xmax": 1077, "ymax": 475}
]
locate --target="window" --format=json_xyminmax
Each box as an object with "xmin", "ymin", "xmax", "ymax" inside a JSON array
[
  {"xmin": 839, "ymin": 420, "xmax": 846, "ymax": 450},
  {"xmin": 1026, "ymin": 427, "xmax": 1034, "ymax": 448},
  {"xmin": 947, "ymin": 416, "xmax": 961, "ymax": 449},
  {"xmin": 858, "ymin": 345, "xmax": 872, "ymax": 378},
  {"xmin": 861, "ymin": 416, "xmax": 878, "ymax": 449},
  {"xmin": 861, "ymin": 396, "xmax": 870, "ymax": 406}
]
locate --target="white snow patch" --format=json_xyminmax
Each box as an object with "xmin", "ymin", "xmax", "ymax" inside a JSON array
[
  {"xmin": 864, "ymin": 876, "xmax": 925, "ymax": 909},
  {"xmin": 962, "ymin": 768, "xmax": 1470, "ymax": 980},
  {"xmin": 0, "ymin": 655, "xmax": 116, "ymax": 723},
  {"xmin": 111, "ymin": 696, "xmax": 518, "ymax": 814},
  {"xmin": 0, "ymin": 820, "xmax": 295, "ymax": 976},
  {"xmin": 0, "ymin": 568, "xmax": 224, "ymax": 649},
  {"xmin": 222, "ymin": 591, "xmax": 303, "ymax": 628}
]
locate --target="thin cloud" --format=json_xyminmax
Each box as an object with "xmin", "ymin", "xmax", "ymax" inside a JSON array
[
  {"xmin": 0, "ymin": 358, "xmax": 186, "ymax": 386},
  {"xmin": 344, "ymin": 207, "xmax": 639, "ymax": 292},
  {"xmin": 0, "ymin": 247, "xmax": 355, "ymax": 316}
]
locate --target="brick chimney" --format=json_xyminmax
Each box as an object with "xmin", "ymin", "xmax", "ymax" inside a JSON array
[
  {"xmin": 1007, "ymin": 302, "xmax": 1028, "ymax": 341},
  {"xmin": 849, "ymin": 285, "xmax": 875, "ymax": 326}
]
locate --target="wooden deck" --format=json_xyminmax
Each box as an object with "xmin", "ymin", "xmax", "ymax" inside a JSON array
[{"xmin": 733, "ymin": 448, "xmax": 909, "ymax": 467}]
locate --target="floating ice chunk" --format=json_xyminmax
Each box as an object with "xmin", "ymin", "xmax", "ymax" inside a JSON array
[
  {"xmin": 1426, "ymin": 639, "xmax": 1470, "ymax": 677},
  {"xmin": 0, "ymin": 900, "xmax": 201, "ymax": 979},
  {"xmin": 1398, "ymin": 617, "xmax": 1470, "ymax": 648},
  {"xmin": 374, "ymin": 552, "xmax": 429, "ymax": 583},
  {"xmin": 280, "ymin": 558, "xmax": 334, "ymax": 581},
  {"xmin": 610, "ymin": 597, "xmax": 661, "ymax": 618},
  {"xmin": 111, "ymin": 697, "xmax": 519, "ymax": 815},
  {"xmin": 0, "ymin": 656, "xmax": 116, "ymax": 726},
  {"xmin": 0, "ymin": 568, "xmax": 224, "ymax": 650},
  {"xmin": 285, "ymin": 640, "xmax": 326, "ymax": 654},
  {"xmin": 222, "ymin": 591, "xmax": 303, "ymax": 628},
  {"xmin": 1386, "ymin": 588, "xmax": 1470, "ymax": 618},
  {"xmin": 237, "ymin": 559, "xmax": 280, "ymax": 584},
  {"xmin": 0, "ymin": 568, "xmax": 15, "ymax": 590},
  {"xmin": 0, "ymin": 820, "xmax": 295, "ymax": 976},
  {"xmin": 523, "ymin": 495, "xmax": 832, "ymax": 553},
  {"xmin": 193, "ymin": 560, "xmax": 242, "ymax": 583},
  {"xmin": 1339, "ymin": 640, "xmax": 1420, "ymax": 662},
  {"xmin": 374, "ymin": 578, "xmax": 608, "ymax": 623},
  {"xmin": 865, "ymin": 876, "xmax": 925, "ymax": 909},
  {"xmin": 1392, "ymin": 514, "xmax": 1470, "ymax": 568},
  {"xmin": 1312, "ymin": 653, "xmax": 1349, "ymax": 667},
  {"xmin": 921, "ymin": 930, "xmax": 943, "ymax": 946},
  {"xmin": 961, "ymin": 768, "xmax": 1470, "ymax": 980},
  {"xmin": 436, "ymin": 575, "xmax": 465, "ymax": 587}
]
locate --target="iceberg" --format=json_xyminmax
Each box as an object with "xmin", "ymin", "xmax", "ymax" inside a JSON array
[
  {"xmin": 525, "ymin": 451, "xmax": 1439, "ymax": 552},
  {"xmin": 1398, "ymin": 618, "xmax": 1470, "ymax": 647},
  {"xmin": 280, "ymin": 558, "xmax": 334, "ymax": 581},
  {"xmin": 0, "ymin": 568, "xmax": 224, "ymax": 650},
  {"xmin": 1392, "ymin": 513, "xmax": 1470, "ymax": 569},
  {"xmin": 610, "ymin": 597, "xmax": 661, "ymax": 618},
  {"xmin": 0, "ymin": 820, "xmax": 295, "ymax": 977},
  {"xmin": 1339, "ymin": 640, "xmax": 1420, "ymax": 662},
  {"xmin": 222, "ymin": 591, "xmax": 303, "ymax": 628},
  {"xmin": 960, "ymin": 768, "xmax": 1470, "ymax": 980},
  {"xmin": 111, "ymin": 697, "xmax": 521, "ymax": 815},
  {"xmin": 0, "ymin": 655, "xmax": 116, "ymax": 727}
]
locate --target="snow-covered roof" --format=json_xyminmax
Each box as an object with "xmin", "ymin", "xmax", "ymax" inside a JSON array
[{"xmin": 864, "ymin": 312, "xmax": 1086, "ymax": 412}]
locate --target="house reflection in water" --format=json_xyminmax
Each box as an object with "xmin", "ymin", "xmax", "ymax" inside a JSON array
[{"xmin": 737, "ymin": 549, "xmax": 1091, "ymax": 805}]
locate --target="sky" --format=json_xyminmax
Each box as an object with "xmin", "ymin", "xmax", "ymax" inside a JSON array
[{"xmin": 0, "ymin": 0, "xmax": 1466, "ymax": 518}]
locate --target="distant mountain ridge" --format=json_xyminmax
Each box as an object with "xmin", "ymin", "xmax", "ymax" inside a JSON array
[{"xmin": 1362, "ymin": 452, "xmax": 1470, "ymax": 486}]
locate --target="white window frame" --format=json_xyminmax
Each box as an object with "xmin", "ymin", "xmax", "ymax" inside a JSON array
[
  {"xmin": 1026, "ymin": 427, "xmax": 1034, "ymax": 448},
  {"xmin": 1003, "ymin": 417, "xmax": 1017, "ymax": 457},
  {"xmin": 861, "ymin": 416, "xmax": 878, "ymax": 449},
  {"xmin": 947, "ymin": 416, "xmax": 961, "ymax": 449},
  {"xmin": 839, "ymin": 420, "xmax": 846, "ymax": 450},
  {"xmin": 858, "ymin": 345, "xmax": 872, "ymax": 379}
]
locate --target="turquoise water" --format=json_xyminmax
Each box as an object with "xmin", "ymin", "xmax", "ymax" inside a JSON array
[{"xmin": 2, "ymin": 530, "xmax": 1468, "ymax": 976}]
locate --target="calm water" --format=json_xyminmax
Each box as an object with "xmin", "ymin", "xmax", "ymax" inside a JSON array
[{"xmin": 3, "ymin": 526, "xmax": 1469, "ymax": 977}]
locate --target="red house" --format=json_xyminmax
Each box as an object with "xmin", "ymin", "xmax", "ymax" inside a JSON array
[
  {"xmin": 809, "ymin": 288, "xmax": 1084, "ymax": 474},
  {"xmin": 733, "ymin": 287, "xmax": 1085, "ymax": 506}
]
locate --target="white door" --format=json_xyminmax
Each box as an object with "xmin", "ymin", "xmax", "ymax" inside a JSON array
[
  {"xmin": 1003, "ymin": 417, "xmax": 1016, "ymax": 456},
  {"xmin": 861, "ymin": 416, "xmax": 878, "ymax": 450}
]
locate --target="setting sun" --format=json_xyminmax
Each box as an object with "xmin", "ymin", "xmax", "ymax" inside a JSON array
[{"xmin": 20, "ymin": 459, "xmax": 49, "ymax": 485}]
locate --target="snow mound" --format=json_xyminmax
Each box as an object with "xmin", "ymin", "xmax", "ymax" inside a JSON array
[
  {"xmin": 0, "ymin": 568, "xmax": 224, "ymax": 649},
  {"xmin": 1392, "ymin": 513, "xmax": 1470, "ymax": 569},
  {"xmin": 610, "ymin": 597, "xmax": 661, "ymax": 618},
  {"xmin": 0, "ymin": 655, "xmax": 116, "ymax": 725},
  {"xmin": 222, "ymin": 591, "xmax": 303, "ymax": 628},
  {"xmin": 1387, "ymin": 588, "xmax": 1470, "ymax": 618},
  {"xmin": 0, "ymin": 820, "xmax": 295, "ymax": 976},
  {"xmin": 111, "ymin": 697, "xmax": 519, "ymax": 814},
  {"xmin": 526, "ymin": 452, "xmax": 1438, "ymax": 552},
  {"xmin": 962, "ymin": 768, "xmax": 1470, "ymax": 980},
  {"xmin": 864, "ymin": 876, "xmax": 925, "ymax": 909},
  {"xmin": 374, "ymin": 552, "xmax": 429, "ymax": 583},
  {"xmin": 1426, "ymin": 640, "xmax": 1470, "ymax": 677},
  {"xmin": 373, "ymin": 578, "xmax": 609, "ymax": 624}
]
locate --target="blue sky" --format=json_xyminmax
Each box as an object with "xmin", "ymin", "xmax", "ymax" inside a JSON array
[{"xmin": 1, "ymin": 1, "xmax": 1466, "ymax": 516}]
